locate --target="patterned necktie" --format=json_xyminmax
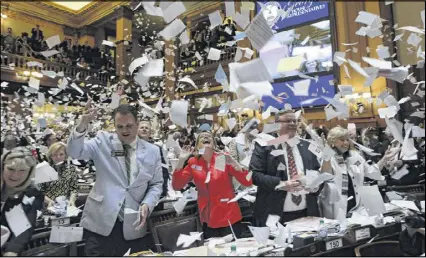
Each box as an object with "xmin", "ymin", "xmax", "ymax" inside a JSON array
[
  {"xmin": 286, "ymin": 144, "xmax": 302, "ymax": 206},
  {"xmin": 118, "ymin": 144, "xmax": 132, "ymax": 221},
  {"xmin": 123, "ymin": 144, "xmax": 132, "ymax": 184}
]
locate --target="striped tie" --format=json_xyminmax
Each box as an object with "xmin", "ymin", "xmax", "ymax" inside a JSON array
[{"xmin": 118, "ymin": 144, "xmax": 132, "ymax": 221}]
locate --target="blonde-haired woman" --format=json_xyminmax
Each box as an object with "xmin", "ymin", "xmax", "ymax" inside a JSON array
[
  {"xmin": 40, "ymin": 142, "xmax": 78, "ymax": 209},
  {"xmin": 172, "ymin": 130, "xmax": 253, "ymax": 238},
  {"xmin": 319, "ymin": 126, "xmax": 398, "ymax": 220},
  {"xmin": 1, "ymin": 147, "xmax": 44, "ymax": 256}
]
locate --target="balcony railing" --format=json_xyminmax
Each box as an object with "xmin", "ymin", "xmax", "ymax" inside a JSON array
[
  {"xmin": 0, "ymin": 52, "xmax": 109, "ymax": 84},
  {"xmin": 177, "ymin": 46, "xmax": 237, "ymax": 73}
]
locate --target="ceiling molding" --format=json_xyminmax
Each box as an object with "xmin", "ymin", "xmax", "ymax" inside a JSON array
[{"xmin": 6, "ymin": 1, "xmax": 129, "ymax": 28}]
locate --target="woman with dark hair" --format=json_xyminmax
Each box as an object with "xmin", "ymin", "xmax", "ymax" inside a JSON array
[
  {"xmin": 1, "ymin": 147, "xmax": 44, "ymax": 256},
  {"xmin": 172, "ymin": 130, "xmax": 252, "ymax": 238}
]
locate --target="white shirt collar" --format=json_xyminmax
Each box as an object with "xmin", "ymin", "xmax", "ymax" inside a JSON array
[{"xmin": 127, "ymin": 138, "xmax": 138, "ymax": 150}]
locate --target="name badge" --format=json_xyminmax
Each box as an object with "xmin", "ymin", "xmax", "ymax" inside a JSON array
[
  {"xmin": 111, "ymin": 150, "xmax": 125, "ymax": 157},
  {"xmin": 191, "ymin": 165, "xmax": 202, "ymax": 171}
]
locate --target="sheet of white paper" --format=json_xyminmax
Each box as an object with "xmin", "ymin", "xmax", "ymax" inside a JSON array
[
  {"xmin": 266, "ymin": 214, "xmax": 281, "ymax": 230},
  {"xmin": 289, "ymin": 79, "xmax": 311, "ymax": 96},
  {"xmin": 66, "ymin": 206, "xmax": 81, "ymax": 217},
  {"xmin": 173, "ymin": 197, "xmax": 188, "ymax": 215},
  {"xmin": 228, "ymin": 190, "xmax": 250, "ymax": 203},
  {"xmin": 246, "ymin": 13, "xmax": 274, "ymax": 51},
  {"xmin": 178, "ymin": 77, "xmax": 198, "ymax": 89},
  {"xmin": 102, "ymin": 40, "xmax": 115, "ymax": 47},
  {"xmin": 179, "ymin": 30, "xmax": 190, "ymax": 45},
  {"xmin": 207, "ymin": 48, "xmax": 222, "ymax": 61},
  {"xmin": 390, "ymin": 200, "xmax": 420, "ymax": 212},
  {"xmin": 45, "ymin": 35, "xmax": 61, "ymax": 49},
  {"xmin": 40, "ymin": 50, "xmax": 60, "ymax": 58},
  {"xmin": 240, "ymin": 81, "xmax": 273, "ymax": 98},
  {"xmin": 159, "ymin": 19, "xmax": 186, "ymax": 40},
  {"xmin": 49, "ymin": 226, "xmax": 83, "ymax": 243},
  {"xmin": 128, "ymin": 56, "xmax": 149, "ymax": 74},
  {"xmin": 244, "ymin": 48, "xmax": 254, "ymax": 59},
  {"xmin": 22, "ymin": 195, "xmax": 35, "ymax": 205},
  {"xmin": 110, "ymin": 93, "xmax": 120, "ymax": 110},
  {"xmin": 28, "ymin": 77, "xmax": 40, "ymax": 91},
  {"xmin": 170, "ymin": 100, "xmax": 188, "ymax": 128},
  {"xmin": 5, "ymin": 204, "xmax": 31, "ymax": 237},
  {"xmin": 142, "ymin": 59, "xmax": 164, "ymax": 77},
  {"xmin": 70, "ymin": 83, "xmax": 84, "ymax": 96},
  {"xmin": 176, "ymin": 232, "xmax": 203, "ymax": 248},
  {"xmin": 358, "ymin": 185, "xmax": 386, "ymax": 216},
  {"xmin": 34, "ymin": 161, "xmax": 59, "ymax": 184},
  {"xmin": 143, "ymin": 2, "xmax": 163, "ymax": 16},
  {"xmin": 209, "ymin": 10, "xmax": 222, "ymax": 29},
  {"xmin": 233, "ymin": 11, "xmax": 250, "ymax": 30},
  {"xmin": 162, "ymin": 1, "xmax": 186, "ymax": 24},
  {"xmin": 391, "ymin": 164, "xmax": 409, "ymax": 180},
  {"xmin": 248, "ymin": 226, "xmax": 270, "ymax": 246},
  {"xmin": 215, "ymin": 155, "xmax": 226, "ymax": 171},
  {"xmin": 333, "ymin": 52, "xmax": 347, "ymax": 66},
  {"xmin": 378, "ymin": 106, "xmax": 398, "ymax": 119},
  {"xmin": 362, "ymin": 57, "xmax": 392, "ymax": 69},
  {"xmin": 338, "ymin": 85, "xmax": 354, "ymax": 96},
  {"xmin": 325, "ymin": 106, "xmax": 340, "ymax": 121},
  {"xmin": 225, "ymin": 118, "xmax": 237, "ymax": 131},
  {"xmin": 348, "ymin": 59, "xmax": 369, "ymax": 77}
]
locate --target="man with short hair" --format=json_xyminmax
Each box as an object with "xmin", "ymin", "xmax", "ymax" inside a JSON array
[
  {"xmin": 67, "ymin": 102, "xmax": 163, "ymax": 256},
  {"xmin": 138, "ymin": 120, "xmax": 170, "ymax": 198},
  {"xmin": 250, "ymin": 110, "xmax": 322, "ymax": 226}
]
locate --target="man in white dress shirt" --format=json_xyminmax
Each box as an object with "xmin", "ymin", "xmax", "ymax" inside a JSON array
[
  {"xmin": 67, "ymin": 102, "xmax": 163, "ymax": 256},
  {"xmin": 250, "ymin": 110, "xmax": 322, "ymax": 226}
]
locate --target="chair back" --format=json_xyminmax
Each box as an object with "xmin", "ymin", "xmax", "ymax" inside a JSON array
[{"xmin": 354, "ymin": 241, "xmax": 403, "ymax": 257}]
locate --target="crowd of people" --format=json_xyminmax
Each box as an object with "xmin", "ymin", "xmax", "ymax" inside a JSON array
[
  {"xmin": 1, "ymin": 101, "xmax": 424, "ymax": 256},
  {"xmin": 1, "ymin": 25, "xmax": 115, "ymax": 73}
]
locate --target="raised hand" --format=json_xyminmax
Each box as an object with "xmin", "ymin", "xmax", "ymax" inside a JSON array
[{"xmin": 76, "ymin": 98, "xmax": 97, "ymax": 133}]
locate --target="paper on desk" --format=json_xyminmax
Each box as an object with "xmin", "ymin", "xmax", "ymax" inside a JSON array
[
  {"xmin": 162, "ymin": 1, "xmax": 186, "ymax": 24},
  {"xmin": 266, "ymin": 214, "xmax": 281, "ymax": 231},
  {"xmin": 177, "ymin": 232, "xmax": 203, "ymax": 248},
  {"xmin": 359, "ymin": 185, "xmax": 386, "ymax": 216},
  {"xmin": 28, "ymin": 77, "xmax": 40, "ymax": 91},
  {"xmin": 207, "ymin": 47, "xmax": 222, "ymax": 61},
  {"xmin": 246, "ymin": 13, "xmax": 274, "ymax": 51},
  {"xmin": 50, "ymin": 226, "xmax": 83, "ymax": 243},
  {"xmin": 34, "ymin": 161, "xmax": 58, "ymax": 184},
  {"xmin": 5, "ymin": 204, "xmax": 31, "ymax": 237},
  {"xmin": 66, "ymin": 206, "xmax": 81, "ymax": 217},
  {"xmin": 248, "ymin": 226, "xmax": 270, "ymax": 246},
  {"xmin": 274, "ymin": 223, "xmax": 288, "ymax": 247},
  {"xmin": 45, "ymin": 35, "xmax": 61, "ymax": 49},
  {"xmin": 170, "ymin": 100, "xmax": 188, "ymax": 128},
  {"xmin": 159, "ymin": 18, "xmax": 186, "ymax": 40},
  {"xmin": 128, "ymin": 56, "xmax": 149, "ymax": 74},
  {"xmin": 390, "ymin": 200, "xmax": 420, "ymax": 212},
  {"xmin": 390, "ymin": 164, "xmax": 409, "ymax": 180}
]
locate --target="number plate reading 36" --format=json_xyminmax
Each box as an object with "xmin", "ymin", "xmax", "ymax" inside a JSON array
[
  {"xmin": 51, "ymin": 217, "xmax": 70, "ymax": 226},
  {"xmin": 326, "ymin": 238, "xmax": 343, "ymax": 251}
]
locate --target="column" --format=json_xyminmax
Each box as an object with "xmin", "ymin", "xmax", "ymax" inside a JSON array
[{"xmin": 115, "ymin": 5, "xmax": 133, "ymax": 79}]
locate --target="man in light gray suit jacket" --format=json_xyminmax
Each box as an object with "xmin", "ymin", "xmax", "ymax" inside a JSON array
[{"xmin": 67, "ymin": 102, "xmax": 163, "ymax": 256}]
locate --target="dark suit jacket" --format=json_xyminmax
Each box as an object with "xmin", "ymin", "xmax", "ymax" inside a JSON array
[
  {"xmin": 31, "ymin": 28, "xmax": 44, "ymax": 41},
  {"xmin": 249, "ymin": 140, "xmax": 321, "ymax": 227}
]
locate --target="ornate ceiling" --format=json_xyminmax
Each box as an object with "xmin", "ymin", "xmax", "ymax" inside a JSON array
[{"xmin": 4, "ymin": 1, "xmax": 128, "ymax": 28}]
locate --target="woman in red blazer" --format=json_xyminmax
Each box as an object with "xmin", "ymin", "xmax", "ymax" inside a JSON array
[{"xmin": 172, "ymin": 131, "xmax": 253, "ymax": 239}]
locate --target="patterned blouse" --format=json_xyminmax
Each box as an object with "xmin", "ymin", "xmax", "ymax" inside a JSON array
[{"xmin": 39, "ymin": 163, "xmax": 78, "ymax": 200}]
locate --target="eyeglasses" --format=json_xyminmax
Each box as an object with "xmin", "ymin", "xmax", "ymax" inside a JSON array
[{"xmin": 275, "ymin": 120, "xmax": 297, "ymax": 124}]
